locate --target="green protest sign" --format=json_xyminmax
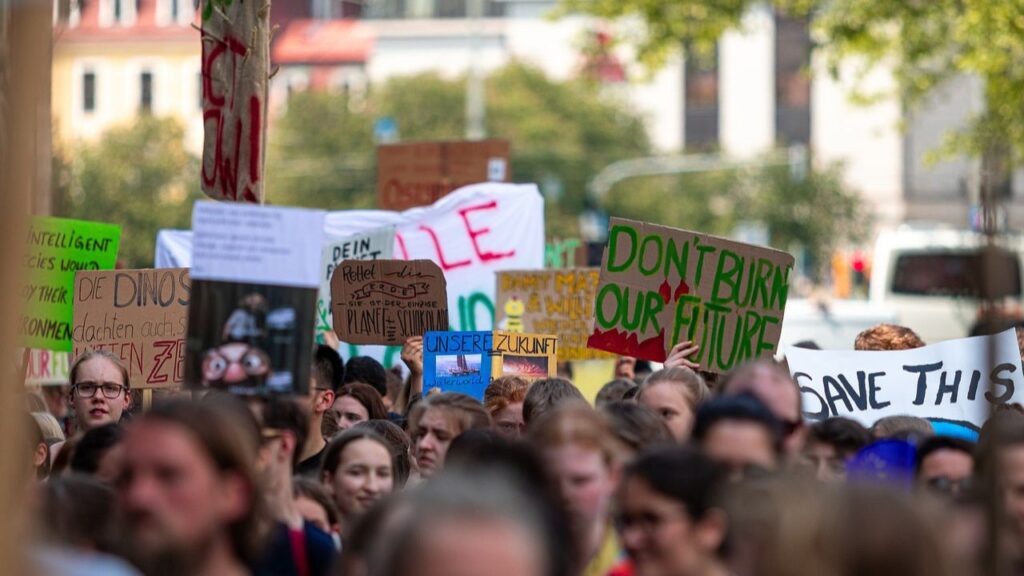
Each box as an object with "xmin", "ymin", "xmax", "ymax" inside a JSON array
[
  {"xmin": 21, "ymin": 216, "xmax": 121, "ymax": 351},
  {"xmin": 587, "ymin": 218, "xmax": 794, "ymax": 374}
]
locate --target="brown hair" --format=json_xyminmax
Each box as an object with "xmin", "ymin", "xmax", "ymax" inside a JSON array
[
  {"xmin": 337, "ymin": 383, "xmax": 389, "ymax": 421},
  {"xmin": 354, "ymin": 419, "xmax": 414, "ymax": 487},
  {"xmin": 137, "ymin": 399, "xmax": 267, "ymax": 565},
  {"xmin": 483, "ymin": 376, "xmax": 529, "ymax": 419},
  {"xmin": 528, "ymin": 405, "xmax": 627, "ymax": 468},
  {"xmin": 854, "ymin": 324, "xmax": 925, "ymax": 351},
  {"xmin": 522, "ymin": 378, "xmax": 586, "ymax": 426},
  {"xmin": 409, "ymin": 392, "xmax": 491, "ymax": 439},
  {"xmin": 321, "ymin": 427, "xmax": 395, "ymax": 482},
  {"xmin": 69, "ymin": 350, "xmax": 131, "ymax": 390},
  {"xmin": 640, "ymin": 367, "xmax": 710, "ymax": 410},
  {"xmin": 293, "ymin": 476, "xmax": 341, "ymax": 528}
]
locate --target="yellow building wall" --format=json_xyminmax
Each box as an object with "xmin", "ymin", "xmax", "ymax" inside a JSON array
[{"xmin": 52, "ymin": 40, "xmax": 204, "ymax": 154}]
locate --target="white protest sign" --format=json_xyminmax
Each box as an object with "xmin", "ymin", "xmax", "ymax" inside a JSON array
[
  {"xmin": 786, "ymin": 328, "xmax": 1024, "ymax": 428},
  {"xmin": 191, "ymin": 201, "xmax": 325, "ymax": 288},
  {"xmin": 317, "ymin": 226, "xmax": 396, "ymax": 333},
  {"xmin": 156, "ymin": 183, "xmax": 545, "ymax": 366}
]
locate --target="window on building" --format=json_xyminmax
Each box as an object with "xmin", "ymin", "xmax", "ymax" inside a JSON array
[
  {"xmin": 363, "ymin": 0, "xmax": 505, "ymax": 18},
  {"xmin": 684, "ymin": 49, "xmax": 719, "ymax": 149},
  {"xmin": 140, "ymin": 71, "xmax": 153, "ymax": 112},
  {"xmin": 774, "ymin": 13, "xmax": 811, "ymax": 145},
  {"xmin": 83, "ymin": 70, "xmax": 96, "ymax": 113}
]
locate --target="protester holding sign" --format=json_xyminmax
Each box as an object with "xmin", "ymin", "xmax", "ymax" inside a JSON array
[{"xmin": 636, "ymin": 367, "xmax": 710, "ymax": 442}]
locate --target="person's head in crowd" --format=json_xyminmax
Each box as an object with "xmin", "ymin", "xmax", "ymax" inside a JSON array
[
  {"xmin": 354, "ymin": 419, "xmax": 414, "ymax": 488},
  {"xmin": 600, "ymin": 401, "xmax": 673, "ymax": 454},
  {"xmin": 854, "ymin": 323, "xmax": 925, "ymax": 351},
  {"xmin": 26, "ymin": 412, "xmax": 49, "ymax": 481},
  {"xmin": 304, "ymin": 345, "xmax": 344, "ymax": 460},
  {"xmin": 259, "ymin": 396, "xmax": 308, "ymax": 471},
  {"xmin": 529, "ymin": 405, "xmax": 626, "ymax": 575},
  {"xmin": 872, "ymin": 415, "xmax": 935, "ymax": 442},
  {"xmin": 693, "ymin": 393, "xmax": 782, "ymax": 482},
  {"xmin": 522, "ymin": 378, "xmax": 587, "ymax": 427},
  {"xmin": 409, "ymin": 392, "xmax": 491, "ymax": 478},
  {"xmin": 728, "ymin": 479, "xmax": 951, "ymax": 576},
  {"xmin": 977, "ymin": 409, "xmax": 1024, "ymax": 534},
  {"xmin": 320, "ymin": 428, "xmax": 396, "ymax": 538},
  {"xmin": 719, "ymin": 360, "xmax": 805, "ymax": 455},
  {"xmin": 330, "ymin": 383, "xmax": 388, "ymax": 435},
  {"xmin": 484, "ymin": 376, "xmax": 529, "ymax": 438},
  {"xmin": 373, "ymin": 470, "xmax": 569, "ymax": 576},
  {"xmin": 803, "ymin": 417, "xmax": 871, "ymax": 482},
  {"xmin": 637, "ymin": 367, "xmax": 709, "ymax": 442},
  {"xmin": 293, "ymin": 476, "xmax": 341, "ymax": 543},
  {"xmin": 67, "ymin": 351, "xmax": 132, "ymax": 432},
  {"xmin": 118, "ymin": 398, "xmax": 265, "ymax": 575},
  {"xmin": 915, "ymin": 436, "xmax": 974, "ymax": 498},
  {"xmin": 616, "ymin": 448, "xmax": 728, "ymax": 576},
  {"xmin": 36, "ymin": 474, "xmax": 121, "ymax": 555},
  {"xmin": 595, "ymin": 379, "xmax": 639, "ymax": 408},
  {"xmin": 343, "ymin": 356, "xmax": 389, "ymax": 403},
  {"xmin": 69, "ymin": 423, "xmax": 124, "ymax": 483},
  {"xmin": 32, "ymin": 411, "xmax": 65, "ymax": 445}
]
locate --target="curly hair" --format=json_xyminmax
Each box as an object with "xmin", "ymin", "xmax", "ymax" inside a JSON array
[
  {"xmin": 483, "ymin": 376, "xmax": 529, "ymax": 419},
  {"xmin": 854, "ymin": 324, "xmax": 925, "ymax": 351}
]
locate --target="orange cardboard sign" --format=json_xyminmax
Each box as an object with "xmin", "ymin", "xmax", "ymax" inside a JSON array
[{"xmin": 377, "ymin": 140, "xmax": 510, "ymax": 210}]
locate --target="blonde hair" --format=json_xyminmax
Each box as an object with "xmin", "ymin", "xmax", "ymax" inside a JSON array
[
  {"xmin": 31, "ymin": 412, "xmax": 65, "ymax": 444},
  {"xmin": 854, "ymin": 324, "xmax": 925, "ymax": 351},
  {"xmin": 410, "ymin": 393, "xmax": 491, "ymax": 438},
  {"xmin": 69, "ymin": 350, "xmax": 131, "ymax": 390},
  {"xmin": 528, "ymin": 405, "xmax": 627, "ymax": 468},
  {"xmin": 640, "ymin": 367, "xmax": 710, "ymax": 410},
  {"xmin": 483, "ymin": 376, "xmax": 529, "ymax": 419}
]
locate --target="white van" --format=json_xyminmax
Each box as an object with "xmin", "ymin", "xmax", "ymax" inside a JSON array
[{"xmin": 869, "ymin": 225, "xmax": 1024, "ymax": 343}]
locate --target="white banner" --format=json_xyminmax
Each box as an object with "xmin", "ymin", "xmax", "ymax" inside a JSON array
[
  {"xmin": 155, "ymin": 183, "xmax": 545, "ymax": 366},
  {"xmin": 786, "ymin": 328, "xmax": 1024, "ymax": 429}
]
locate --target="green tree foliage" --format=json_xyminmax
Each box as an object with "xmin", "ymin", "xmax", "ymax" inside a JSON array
[
  {"xmin": 53, "ymin": 116, "xmax": 201, "ymax": 268},
  {"xmin": 603, "ymin": 161, "xmax": 866, "ymax": 278},
  {"xmin": 266, "ymin": 63, "xmax": 652, "ymax": 233},
  {"xmin": 557, "ymin": 0, "xmax": 1024, "ymax": 162}
]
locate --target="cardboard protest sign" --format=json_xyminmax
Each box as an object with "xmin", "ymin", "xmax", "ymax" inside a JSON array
[
  {"xmin": 423, "ymin": 330, "xmax": 558, "ymax": 400},
  {"xmin": 332, "ymin": 259, "xmax": 448, "ymax": 345},
  {"xmin": 786, "ymin": 329, "xmax": 1024, "ymax": 429},
  {"xmin": 496, "ymin": 269, "xmax": 613, "ymax": 361},
  {"xmin": 22, "ymin": 349, "xmax": 70, "ymax": 386},
  {"xmin": 200, "ymin": 0, "xmax": 271, "ymax": 203},
  {"xmin": 73, "ymin": 268, "xmax": 190, "ymax": 388},
  {"xmin": 154, "ymin": 183, "xmax": 545, "ymax": 368},
  {"xmin": 377, "ymin": 139, "xmax": 510, "ymax": 210},
  {"xmin": 21, "ymin": 217, "xmax": 121, "ymax": 351},
  {"xmin": 187, "ymin": 202, "xmax": 324, "ymax": 395},
  {"xmin": 587, "ymin": 218, "xmax": 794, "ymax": 373},
  {"xmin": 316, "ymin": 227, "xmax": 396, "ymax": 334}
]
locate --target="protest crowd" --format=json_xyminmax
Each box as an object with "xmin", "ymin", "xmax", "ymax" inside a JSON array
[{"xmin": 16, "ymin": 312, "xmax": 1024, "ymax": 576}]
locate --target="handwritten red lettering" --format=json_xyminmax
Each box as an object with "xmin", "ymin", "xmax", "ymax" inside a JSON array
[
  {"xmin": 419, "ymin": 225, "xmax": 471, "ymax": 271},
  {"xmin": 458, "ymin": 201, "xmax": 516, "ymax": 263}
]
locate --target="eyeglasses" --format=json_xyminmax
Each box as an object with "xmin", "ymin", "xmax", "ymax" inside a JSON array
[
  {"xmin": 927, "ymin": 476, "xmax": 972, "ymax": 495},
  {"xmin": 73, "ymin": 382, "xmax": 127, "ymax": 399}
]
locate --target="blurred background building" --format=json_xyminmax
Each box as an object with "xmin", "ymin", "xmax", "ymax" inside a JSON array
[{"xmin": 49, "ymin": 0, "xmax": 1020, "ymax": 233}]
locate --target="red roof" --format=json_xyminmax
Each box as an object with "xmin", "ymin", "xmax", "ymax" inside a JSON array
[{"xmin": 272, "ymin": 19, "xmax": 373, "ymax": 65}]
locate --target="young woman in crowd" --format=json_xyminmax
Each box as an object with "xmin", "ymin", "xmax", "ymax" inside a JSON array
[
  {"xmin": 529, "ymin": 404, "xmax": 626, "ymax": 576},
  {"xmin": 612, "ymin": 447, "xmax": 730, "ymax": 576},
  {"xmin": 483, "ymin": 376, "xmax": 529, "ymax": 438},
  {"xmin": 353, "ymin": 419, "xmax": 415, "ymax": 487},
  {"xmin": 408, "ymin": 392, "xmax": 491, "ymax": 478},
  {"xmin": 328, "ymin": 383, "xmax": 389, "ymax": 437},
  {"xmin": 66, "ymin": 351, "xmax": 132, "ymax": 434},
  {"xmin": 320, "ymin": 428, "xmax": 397, "ymax": 541},
  {"xmin": 636, "ymin": 367, "xmax": 710, "ymax": 443}
]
